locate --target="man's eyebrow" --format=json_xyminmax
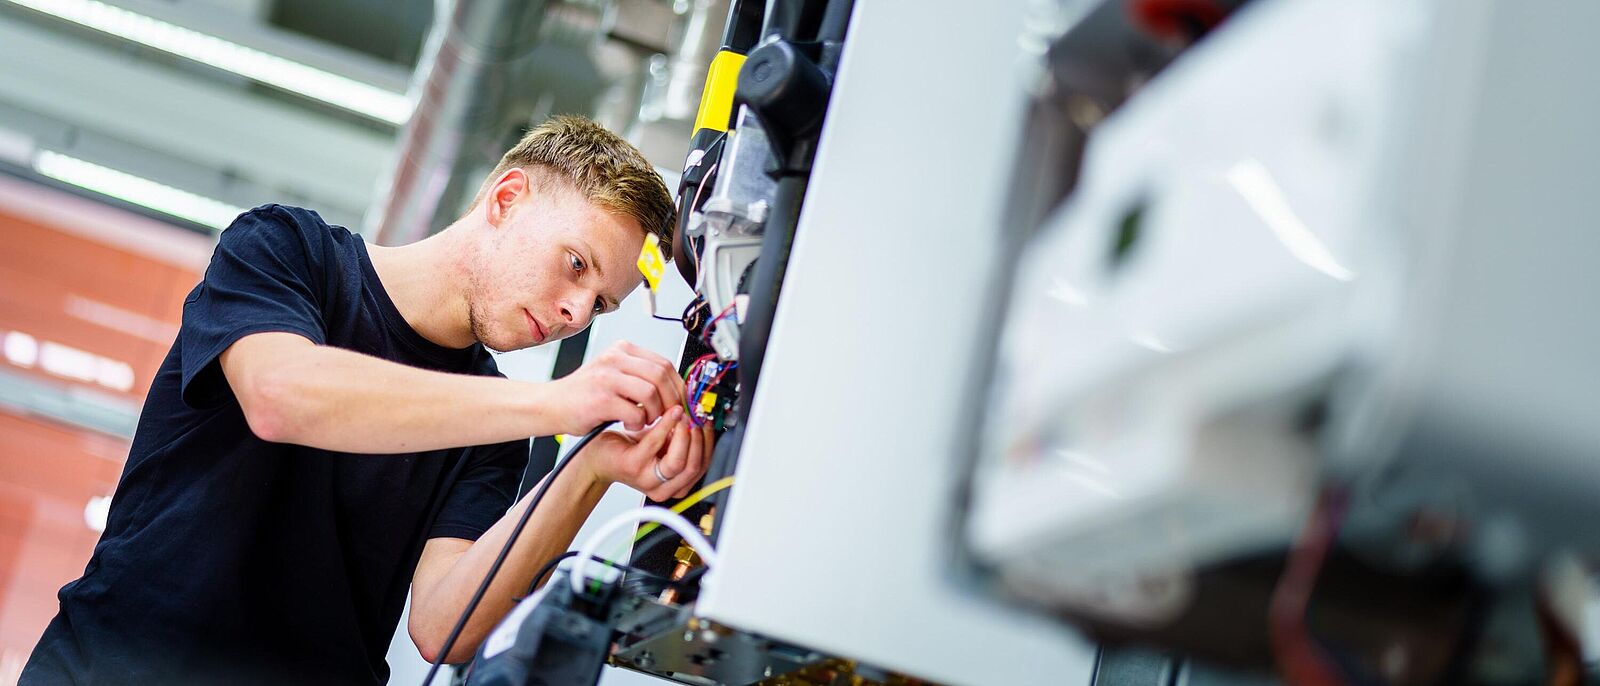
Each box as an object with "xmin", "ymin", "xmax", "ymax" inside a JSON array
[{"xmin": 580, "ymin": 241, "xmax": 605, "ymax": 278}]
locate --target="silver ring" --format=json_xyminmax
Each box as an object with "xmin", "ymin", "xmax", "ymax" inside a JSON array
[{"xmin": 652, "ymin": 460, "xmax": 670, "ymax": 483}]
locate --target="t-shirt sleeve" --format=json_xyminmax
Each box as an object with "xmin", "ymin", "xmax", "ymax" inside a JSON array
[
  {"xmin": 179, "ymin": 207, "xmax": 328, "ymax": 409},
  {"xmin": 429, "ymin": 438, "xmax": 531, "ymax": 541}
]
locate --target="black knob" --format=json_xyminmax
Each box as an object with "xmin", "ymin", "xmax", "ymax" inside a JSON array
[{"xmin": 737, "ymin": 40, "xmax": 829, "ymax": 139}]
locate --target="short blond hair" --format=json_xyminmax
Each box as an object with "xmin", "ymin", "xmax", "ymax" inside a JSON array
[{"xmin": 481, "ymin": 115, "xmax": 675, "ymax": 248}]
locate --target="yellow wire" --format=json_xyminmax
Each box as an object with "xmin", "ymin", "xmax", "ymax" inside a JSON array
[{"xmin": 632, "ymin": 476, "xmax": 735, "ymax": 542}]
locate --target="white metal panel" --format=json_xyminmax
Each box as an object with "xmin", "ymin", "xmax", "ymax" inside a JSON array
[{"xmin": 694, "ymin": 2, "xmax": 1098, "ymax": 684}]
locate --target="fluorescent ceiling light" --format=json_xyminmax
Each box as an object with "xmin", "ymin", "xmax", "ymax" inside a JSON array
[
  {"xmin": 3, "ymin": 329, "xmax": 135, "ymax": 392},
  {"xmin": 34, "ymin": 149, "xmax": 245, "ymax": 230},
  {"xmin": 3, "ymin": 0, "xmax": 412, "ymax": 124}
]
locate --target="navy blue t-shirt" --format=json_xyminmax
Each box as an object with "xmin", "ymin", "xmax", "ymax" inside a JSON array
[{"xmin": 22, "ymin": 205, "xmax": 528, "ymax": 685}]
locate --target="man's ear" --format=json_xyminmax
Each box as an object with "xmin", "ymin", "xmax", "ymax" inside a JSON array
[{"xmin": 484, "ymin": 168, "xmax": 530, "ymax": 229}]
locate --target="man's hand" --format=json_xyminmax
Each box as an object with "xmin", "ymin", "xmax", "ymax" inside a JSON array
[
  {"xmin": 579, "ymin": 406, "xmax": 714, "ymax": 501},
  {"xmin": 546, "ymin": 341, "xmax": 685, "ymax": 433}
]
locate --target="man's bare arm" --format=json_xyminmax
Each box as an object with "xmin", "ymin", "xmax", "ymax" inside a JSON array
[
  {"xmin": 407, "ymin": 409, "xmax": 711, "ymax": 664},
  {"xmin": 219, "ymin": 332, "xmax": 683, "ymax": 452}
]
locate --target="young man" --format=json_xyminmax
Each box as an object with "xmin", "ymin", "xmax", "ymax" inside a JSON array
[{"xmin": 21, "ymin": 116, "xmax": 712, "ymax": 684}]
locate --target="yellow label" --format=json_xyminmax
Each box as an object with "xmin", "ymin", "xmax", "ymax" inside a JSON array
[
  {"xmin": 693, "ymin": 51, "xmax": 747, "ymax": 133},
  {"xmin": 698, "ymin": 391, "xmax": 718, "ymax": 415},
  {"xmin": 637, "ymin": 233, "xmax": 665, "ymax": 293}
]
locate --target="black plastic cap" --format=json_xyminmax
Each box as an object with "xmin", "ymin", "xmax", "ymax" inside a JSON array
[{"xmin": 737, "ymin": 40, "xmax": 829, "ymax": 139}]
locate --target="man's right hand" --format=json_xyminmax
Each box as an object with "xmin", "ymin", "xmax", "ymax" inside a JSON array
[{"xmin": 545, "ymin": 341, "xmax": 685, "ymax": 433}]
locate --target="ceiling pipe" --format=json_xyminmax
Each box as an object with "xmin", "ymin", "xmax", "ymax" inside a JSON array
[{"xmin": 366, "ymin": 0, "xmax": 553, "ymax": 245}]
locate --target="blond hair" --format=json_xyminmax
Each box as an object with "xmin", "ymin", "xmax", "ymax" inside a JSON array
[{"xmin": 479, "ymin": 115, "xmax": 675, "ymax": 248}]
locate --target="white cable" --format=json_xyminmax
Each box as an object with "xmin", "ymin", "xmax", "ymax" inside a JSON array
[{"xmin": 569, "ymin": 506, "xmax": 719, "ymax": 595}]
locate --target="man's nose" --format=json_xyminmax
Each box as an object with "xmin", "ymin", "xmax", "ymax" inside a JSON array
[{"xmin": 557, "ymin": 298, "xmax": 592, "ymax": 329}]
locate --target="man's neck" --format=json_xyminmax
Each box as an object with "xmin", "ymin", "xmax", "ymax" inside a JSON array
[{"xmin": 365, "ymin": 227, "xmax": 477, "ymax": 349}]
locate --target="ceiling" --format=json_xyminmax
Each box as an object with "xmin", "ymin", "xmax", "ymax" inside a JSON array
[
  {"xmin": 0, "ymin": 0, "xmax": 699, "ymax": 236},
  {"xmin": 0, "ymin": 0, "xmax": 440, "ymax": 231}
]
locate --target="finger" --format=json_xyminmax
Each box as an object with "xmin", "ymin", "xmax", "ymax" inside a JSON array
[
  {"xmin": 659, "ymin": 416, "xmax": 690, "ymax": 475},
  {"xmin": 658, "ymin": 422, "xmax": 702, "ymax": 500},
  {"xmin": 647, "ymin": 418, "xmax": 691, "ymax": 501},
  {"xmin": 683, "ymin": 424, "xmax": 714, "ymax": 498},
  {"xmin": 672, "ymin": 424, "xmax": 705, "ymax": 499},
  {"xmin": 616, "ymin": 340, "xmax": 677, "ymax": 371},
  {"xmin": 610, "ymin": 372, "xmax": 664, "ymax": 424},
  {"xmin": 615, "ymin": 341, "xmax": 684, "ymax": 401},
  {"xmin": 633, "ymin": 405, "xmax": 678, "ymax": 462},
  {"xmin": 676, "ymin": 421, "xmax": 703, "ymax": 499},
  {"xmin": 609, "ymin": 397, "xmax": 647, "ymax": 432},
  {"xmin": 614, "ymin": 352, "xmax": 684, "ymax": 417}
]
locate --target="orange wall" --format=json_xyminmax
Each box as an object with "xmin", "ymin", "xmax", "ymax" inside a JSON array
[{"xmin": 0, "ymin": 204, "xmax": 203, "ymax": 680}]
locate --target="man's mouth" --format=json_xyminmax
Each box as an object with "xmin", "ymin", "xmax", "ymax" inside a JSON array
[{"xmin": 524, "ymin": 309, "xmax": 547, "ymax": 344}]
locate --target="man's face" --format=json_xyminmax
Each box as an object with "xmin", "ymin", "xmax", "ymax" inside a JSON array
[{"xmin": 466, "ymin": 174, "xmax": 645, "ymax": 352}]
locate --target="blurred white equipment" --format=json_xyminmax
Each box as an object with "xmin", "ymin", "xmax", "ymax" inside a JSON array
[{"xmin": 967, "ymin": 0, "xmax": 1600, "ymax": 679}]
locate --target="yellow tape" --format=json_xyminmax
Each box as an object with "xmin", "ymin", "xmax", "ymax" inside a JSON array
[
  {"xmin": 637, "ymin": 233, "xmax": 665, "ymax": 293},
  {"xmin": 632, "ymin": 476, "xmax": 736, "ymax": 542},
  {"xmin": 693, "ymin": 50, "xmax": 747, "ymax": 133}
]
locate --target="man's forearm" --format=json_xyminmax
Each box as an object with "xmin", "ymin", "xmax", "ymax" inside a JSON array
[
  {"xmin": 409, "ymin": 460, "xmax": 610, "ymax": 663},
  {"xmin": 232, "ymin": 337, "xmax": 565, "ymax": 452}
]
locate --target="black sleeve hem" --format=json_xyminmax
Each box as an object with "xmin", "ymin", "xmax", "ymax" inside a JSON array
[
  {"xmin": 427, "ymin": 524, "xmax": 493, "ymax": 542},
  {"xmin": 180, "ymin": 324, "xmax": 325, "ymax": 409}
]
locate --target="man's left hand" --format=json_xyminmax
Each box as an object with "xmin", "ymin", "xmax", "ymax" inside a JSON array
[{"xmin": 579, "ymin": 406, "xmax": 714, "ymax": 501}]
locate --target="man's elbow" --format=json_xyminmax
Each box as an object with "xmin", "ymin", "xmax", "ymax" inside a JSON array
[
  {"xmin": 410, "ymin": 613, "xmax": 473, "ymax": 665},
  {"xmin": 412, "ymin": 626, "xmax": 444, "ymax": 665},
  {"xmin": 237, "ymin": 368, "xmax": 311, "ymax": 443}
]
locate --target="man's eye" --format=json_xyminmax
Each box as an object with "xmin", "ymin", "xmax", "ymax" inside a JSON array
[
  {"xmin": 592, "ymin": 298, "xmax": 605, "ymax": 314},
  {"xmin": 569, "ymin": 254, "xmax": 584, "ymax": 272}
]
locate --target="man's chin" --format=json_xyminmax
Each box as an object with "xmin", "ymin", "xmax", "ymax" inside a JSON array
[
  {"xmin": 470, "ymin": 322, "xmax": 539, "ymax": 354},
  {"xmin": 483, "ymin": 339, "xmax": 539, "ymax": 354}
]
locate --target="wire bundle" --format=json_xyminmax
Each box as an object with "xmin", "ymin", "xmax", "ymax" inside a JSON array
[
  {"xmin": 683, "ymin": 354, "xmax": 737, "ymax": 427},
  {"xmin": 699, "ymin": 302, "xmax": 738, "ymax": 345}
]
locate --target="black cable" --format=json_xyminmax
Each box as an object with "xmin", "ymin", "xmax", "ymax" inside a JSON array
[
  {"xmin": 674, "ymin": 565, "xmax": 711, "ymax": 589},
  {"xmin": 735, "ymin": 175, "xmax": 808, "ymax": 425},
  {"xmin": 817, "ymin": 0, "xmax": 854, "ymax": 43},
  {"xmin": 524, "ymin": 550, "xmax": 580, "ymax": 596},
  {"xmin": 631, "ymin": 524, "xmax": 686, "ymax": 564},
  {"xmin": 521, "ymin": 549, "xmax": 672, "ymax": 597},
  {"xmin": 420, "ymin": 421, "xmax": 616, "ymax": 686},
  {"xmin": 650, "ymin": 314, "xmax": 682, "ymax": 322}
]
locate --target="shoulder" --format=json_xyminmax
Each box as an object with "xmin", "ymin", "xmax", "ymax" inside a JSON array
[
  {"xmin": 215, "ymin": 204, "xmax": 360, "ymax": 272},
  {"xmin": 221, "ymin": 204, "xmax": 351, "ymax": 249}
]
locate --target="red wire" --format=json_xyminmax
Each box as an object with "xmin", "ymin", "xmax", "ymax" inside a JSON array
[
  {"xmin": 1128, "ymin": 0, "xmax": 1226, "ymax": 41},
  {"xmin": 700, "ymin": 303, "xmax": 738, "ymax": 344},
  {"xmin": 1269, "ymin": 488, "xmax": 1352, "ymax": 686},
  {"xmin": 683, "ymin": 355, "xmax": 716, "ymax": 418}
]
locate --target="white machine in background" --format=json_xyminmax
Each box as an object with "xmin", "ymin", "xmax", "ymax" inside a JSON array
[
  {"xmin": 970, "ymin": 0, "xmax": 1416, "ymax": 620},
  {"xmin": 967, "ymin": 0, "xmax": 1600, "ymax": 682}
]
